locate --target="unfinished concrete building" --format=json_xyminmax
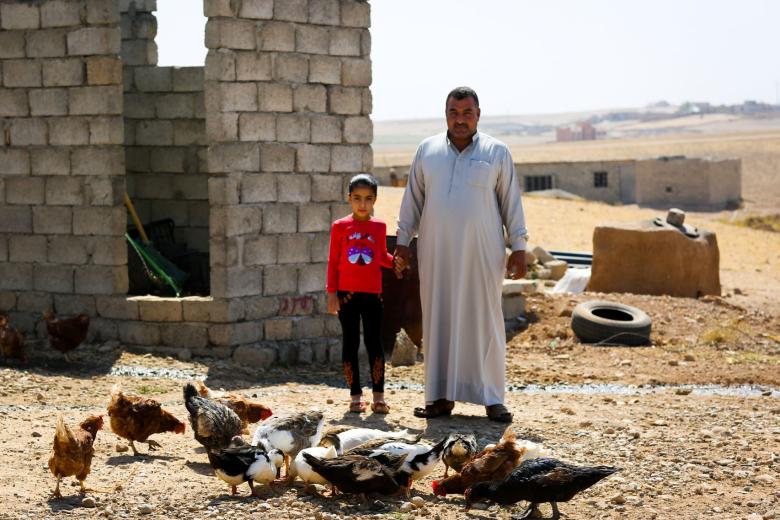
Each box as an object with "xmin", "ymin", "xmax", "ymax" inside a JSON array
[{"xmin": 0, "ymin": 0, "xmax": 372, "ymax": 366}]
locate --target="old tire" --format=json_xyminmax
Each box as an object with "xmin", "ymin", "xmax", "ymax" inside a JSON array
[{"xmin": 571, "ymin": 301, "xmax": 651, "ymax": 346}]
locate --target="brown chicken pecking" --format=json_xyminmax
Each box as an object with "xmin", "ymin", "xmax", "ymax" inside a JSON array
[
  {"xmin": 43, "ymin": 311, "xmax": 90, "ymax": 361},
  {"xmin": 49, "ymin": 414, "xmax": 103, "ymax": 498},
  {"xmin": 0, "ymin": 314, "xmax": 26, "ymax": 363},
  {"xmin": 196, "ymin": 381, "xmax": 273, "ymax": 433},
  {"xmin": 432, "ymin": 427, "xmax": 545, "ymax": 497},
  {"xmin": 107, "ymin": 385, "xmax": 186, "ymax": 456}
]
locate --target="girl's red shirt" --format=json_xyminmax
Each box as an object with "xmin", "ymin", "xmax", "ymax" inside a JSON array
[{"xmin": 326, "ymin": 215, "xmax": 394, "ymax": 294}]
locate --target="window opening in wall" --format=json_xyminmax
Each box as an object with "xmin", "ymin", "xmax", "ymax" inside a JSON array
[
  {"xmin": 524, "ymin": 175, "xmax": 553, "ymax": 192},
  {"xmin": 123, "ymin": 1, "xmax": 210, "ymax": 297},
  {"xmin": 593, "ymin": 171, "xmax": 608, "ymax": 188}
]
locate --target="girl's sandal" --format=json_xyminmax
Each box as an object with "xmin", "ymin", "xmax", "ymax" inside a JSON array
[
  {"xmin": 349, "ymin": 401, "xmax": 367, "ymax": 413},
  {"xmin": 371, "ymin": 401, "xmax": 390, "ymax": 414}
]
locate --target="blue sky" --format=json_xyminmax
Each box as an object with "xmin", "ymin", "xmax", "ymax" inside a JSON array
[{"xmin": 156, "ymin": 0, "xmax": 780, "ymax": 121}]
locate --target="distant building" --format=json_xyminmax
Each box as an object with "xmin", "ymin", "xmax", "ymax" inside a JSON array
[{"xmin": 556, "ymin": 121, "xmax": 597, "ymax": 142}]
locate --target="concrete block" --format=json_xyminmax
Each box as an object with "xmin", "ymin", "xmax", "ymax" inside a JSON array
[
  {"xmin": 210, "ymin": 267, "xmax": 263, "ymax": 300},
  {"xmin": 293, "ymin": 84, "xmax": 327, "ymax": 113},
  {"xmin": 134, "ymin": 66, "xmax": 172, "ymax": 91},
  {"xmin": 329, "ymin": 28, "xmax": 361, "ymax": 56},
  {"xmin": 341, "ymin": 0, "xmax": 370, "ymax": 28},
  {"xmin": 49, "ymin": 118, "xmax": 90, "ymax": 145},
  {"xmin": 296, "ymin": 25, "xmax": 329, "ymax": 54},
  {"xmin": 233, "ymin": 345, "xmax": 276, "ymax": 368},
  {"xmin": 47, "ymin": 235, "xmax": 88, "ymax": 265},
  {"xmin": 0, "ymin": 31, "xmax": 25, "ymax": 58},
  {"xmin": 293, "ymin": 316, "xmax": 324, "ymax": 339},
  {"xmin": 120, "ymin": 39, "xmax": 157, "ymax": 66},
  {"xmin": 360, "ymin": 27, "xmax": 371, "ymax": 56},
  {"xmin": 181, "ymin": 297, "xmax": 242, "ymax": 323},
  {"xmin": 309, "ymin": 0, "xmax": 339, "ymax": 24},
  {"xmin": 96, "ymin": 295, "xmax": 138, "ymax": 320},
  {"xmin": 3, "ymin": 60, "xmax": 41, "ymax": 87},
  {"xmin": 277, "ymin": 233, "xmax": 311, "ymax": 264},
  {"xmin": 209, "ymin": 237, "xmax": 239, "ymax": 268},
  {"xmin": 310, "ymin": 232, "xmax": 330, "ymax": 262},
  {"xmin": 89, "ymin": 116, "xmax": 125, "ymax": 145},
  {"xmin": 155, "ymin": 93, "xmax": 195, "ymax": 118},
  {"xmin": 241, "ymin": 173, "xmax": 277, "ymax": 203},
  {"xmin": 235, "ymin": 51, "xmax": 272, "ymax": 81},
  {"xmin": 328, "ymin": 86, "xmax": 362, "ymax": 114},
  {"xmin": 33, "ymin": 206, "xmax": 71, "ymax": 234},
  {"xmin": 243, "ymin": 234, "xmax": 278, "ymax": 266},
  {"xmin": 308, "ymin": 55, "xmax": 341, "ymax": 84},
  {"xmin": 29, "ymin": 88, "xmax": 68, "ymax": 116},
  {"xmin": 238, "ymin": 113, "xmax": 275, "ymax": 141},
  {"xmin": 258, "ymin": 83, "xmax": 293, "ymax": 112},
  {"xmin": 45, "ymin": 177, "xmax": 83, "ymax": 205},
  {"xmin": 41, "ymin": 1, "xmax": 82, "ymax": 28},
  {"xmin": 273, "ymin": 0, "xmax": 308, "ymax": 22},
  {"xmin": 172, "ymin": 66, "xmax": 203, "ymax": 92},
  {"xmin": 331, "ymin": 145, "xmax": 364, "ymax": 173},
  {"xmin": 361, "ymin": 87, "xmax": 372, "ymax": 115},
  {"xmin": 218, "ymin": 82, "xmax": 258, "ymax": 112},
  {"xmin": 298, "ymin": 203, "xmax": 331, "ymax": 232},
  {"xmin": 341, "ymin": 57, "xmax": 371, "ymax": 87},
  {"xmin": 25, "ymin": 29, "xmax": 67, "ymax": 58},
  {"xmin": 119, "ymin": 321, "xmax": 161, "ymax": 346},
  {"xmin": 86, "ymin": 56, "xmax": 122, "ymax": 85},
  {"xmin": 0, "ymin": 263, "xmax": 33, "ymax": 291},
  {"xmin": 71, "ymin": 147, "xmax": 124, "ymax": 176},
  {"xmin": 160, "ymin": 323, "xmax": 209, "ymax": 348},
  {"xmin": 135, "ymin": 120, "xmax": 173, "ymax": 145},
  {"xmin": 204, "ymin": 49, "xmax": 236, "ymax": 81},
  {"xmin": 203, "ymin": 0, "xmax": 237, "ymax": 16},
  {"xmin": 273, "ymin": 53, "xmax": 308, "ymax": 82},
  {"xmin": 263, "ymin": 265, "xmax": 297, "ymax": 295},
  {"xmin": 17, "ymin": 291, "xmax": 53, "ymax": 313},
  {"xmin": 67, "ymin": 27, "xmax": 120, "ymax": 55},
  {"xmin": 208, "ymin": 111, "xmax": 239, "ymax": 141},
  {"xmin": 0, "ymin": 290, "xmax": 14, "ymax": 309},
  {"xmin": 264, "ymin": 318, "xmax": 292, "ymax": 340},
  {"xmin": 134, "ymin": 297, "xmax": 184, "ymax": 322},
  {"xmin": 262, "ymin": 204, "xmax": 297, "ymax": 233},
  {"xmin": 69, "ymin": 85, "xmax": 123, "ymax": 115},
  {"xmin": 9, "ymin": 235, "xmax": 46, "ymax": 263},
  {"xmin": 150, "ymin": 148, "xmax": 185, "ymax": 173},
  {"xmin": 42, "ymin": 58, "xmax": 84, "ymax": 86},
  {"xmin": 276, "ymin": 114, "xmax": 310, "ymax": 143},
  {"xmin": 241, "ymin": 295, "xmax": 275, "ymax": 320},
  {"xmin": 123, "ymin": 93, "xmax": 155, "ymax": 119},
  {"xmin": 0, "ymin": 149, "xmax": 30, "ymax": 175},
  {"xmin": 8, "ymin": 119, "xmax": 47, "ymax": 146},
  {"xmin": 260, "ymin": 143, "xmax": 295, "ymax": 172},
  {"xmin": 32, "ymin": 149, "xmax": 70, "ymax": 176},
  {"xmin": 210, "ymin": 205, "xmax": 263, "ymax": 237},
  {"xmin": 278, "ymin": 174, "xmax": 311, "ymax": 203},
  {"xmin": 53, "ymin": 294, "xmax": 97, "ymax": 316},
  {"xmin": 208, "ymin": 176, "xmax": 241, "ymax": 205},
  {"xmin": 0, "ymin": 89, "xmax": 28, "ymax": 117},
  {"xmin": 296, "ymin": 144, "xmax": 331, "ymax": 172},
  {"xmin": 5, "ymin": 177, "xmax": 43, "ymax": 205},
  {"xmin": 75, "ymin": 265, "xmax": 127, "ymax": 294},
  {"xmin": 73, "ymin": 207, "xmax": 125, "ymax": 236},
  {"xmin": 240, "ymin": 0, "xmax": 273, "ymax": 19},
  {"xmin": 208, "ymin": 321, "xmax": 259, "ymax": 346},
  {"xmin": 309, "ymin": 115, "xmax": 340, "ymax": 143},
  {"xmin": 0, "ymin": 3, "xmax": 40, "ymax": 30},
  {"xmin": 205, "ymin": 18, "xmax": 256, "ymax": 50},
  {"xmin": 173, "ymin": 119, "xmax": 206, "ymax": 146},
  {"xmin": 87, "ymin": 0, "xmax": 119, "ymax": 24},
  {"xmin": 257, "ymin": 21, "xmax": 295, "ymax": 52},
  {"xmin": 343, "ymin": 116, "xmax": 372, "ymax": 143},
  {"xmin": 33, "ymin": 264, "xmax": 73, "ymax": 293},
  {"xmin": 208, "ymin": 142, "xmax": 260, "ymax": 173}
]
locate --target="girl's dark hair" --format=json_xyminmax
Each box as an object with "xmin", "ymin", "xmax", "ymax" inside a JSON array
[
  {"xmin": 348, "ymin": 173, "xmax": 378, "ymax": 195},
  {"xmin": 446, "ymin": 86, "xmax": 479, "ymax": 107}
]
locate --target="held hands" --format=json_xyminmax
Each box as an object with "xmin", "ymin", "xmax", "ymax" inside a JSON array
[
  {"xmin": 327, "ymin": 292, "xmax": 340, "ymax": 315},
  {"xmin": 506, "ymin": 250, "xmax": 527, "ymax": 280},
  {"xmin": 393, "ymin": 245, "xmax": 411, "ymax": 279}
]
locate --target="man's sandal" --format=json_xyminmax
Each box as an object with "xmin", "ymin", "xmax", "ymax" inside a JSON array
[
  {"xmin": 371, "ymin": 401, "xmax": 390, "ymax": 414},
  {"xmin": 413, "ymin": 399, "xmax": 454, "ymax": 419},
  {"xmin": 486, "ymin": 404, "xmax": 513, "ymax": 423},
  {"xmin": 349, "ymin": 401, "xmax": 367, "ymax": 413}
]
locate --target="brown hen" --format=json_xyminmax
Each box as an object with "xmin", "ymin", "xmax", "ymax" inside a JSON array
[
  {"xmin": 196, "ymin": 381, "xmax": 272, "ymax": 433},
  {"xmin": 0, "ymin": 314, "xmax": 25, "ymax": 363},
  {"xmin": 107, "ymin": 385, "xmax": 186, "ymax": 456},
  {"xmin": 43, "ymin": 311, "xmax": 89, "ymax": 361},
  {"xmin": 49, "ymin": 414, "xmax": 103, "ymax": 498}
]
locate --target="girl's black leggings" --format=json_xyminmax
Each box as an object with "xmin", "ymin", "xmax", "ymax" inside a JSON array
[{"xmin": 337, "ymin": 291, "xmax": 385, "ymax": 396}]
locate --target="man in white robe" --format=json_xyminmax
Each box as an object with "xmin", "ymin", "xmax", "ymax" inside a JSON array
[{"xmin": 395, "ymin": 87, "xmax": 528, "ymax": 423}]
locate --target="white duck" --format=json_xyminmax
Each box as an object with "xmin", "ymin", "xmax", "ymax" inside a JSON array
[
  {"xmin": 369, "ymin": 437, "xmax": 448, "ymax": 490},
  {"xmin": 319, "ymin": 427, "xmax": 417, "ymax": 455},
  {"xmin": 288, "ymin": 445, "xmax": 338, "ymax": 491},
  {"xmin": 252, "ymin": 410, "xmax": 324, "ymax": 476}
]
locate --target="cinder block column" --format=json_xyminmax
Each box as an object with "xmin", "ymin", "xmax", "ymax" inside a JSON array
[
  {"xmin": 0, "ymin": 0, "xmax": 126, "ymax": 334},
  {"xmin": 205, "ymin": 0, "xmax": 372, "ymax": 361}
]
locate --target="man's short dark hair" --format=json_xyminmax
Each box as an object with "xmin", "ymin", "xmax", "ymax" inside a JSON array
[
  {"xmin": 446, "ymin": 86, "xmax": 479, "ymax": 107},
  {"xmin": 348, "ymin": 173, "xmax": 378, "ymax": 195}
]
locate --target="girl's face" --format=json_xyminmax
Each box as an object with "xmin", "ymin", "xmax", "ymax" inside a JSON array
[{"xmin": 348, "ymin": 186, "xmax": 376, "ymax": 221}]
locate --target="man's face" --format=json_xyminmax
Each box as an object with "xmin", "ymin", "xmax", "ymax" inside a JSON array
[{"xmin": 446, "ymin": 96, "xmax": 480, "ymax": 140}]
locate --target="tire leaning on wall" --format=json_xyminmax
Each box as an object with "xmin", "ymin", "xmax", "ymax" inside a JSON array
[{"xmin": 571, "ymin": 301, "xmax": 652, "ymax": 346}]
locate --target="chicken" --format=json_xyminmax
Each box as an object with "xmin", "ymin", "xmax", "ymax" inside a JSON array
[
  {"xmin": 208, "ymin": 436, "xmax": 284, "ymax": 496},
  {"xmin": 43, "ymin": 311, "xmax": 89, "ymax": 361},
  {"xmin": 107, "ymin": 385, "xmax": 185, "ymax": 456},
  {"xmin": 196, "ymin": 381, "xmax": 273, "ymax": 434},
  {"xmin": 464, "ymin": 457, "xmax": 620, "ymax": 519},
  {"xmin": 251, "ymin": 410, "xmax": 324, "ymax": 477},
  {"xmin": 184, "ymin": 383, "xmax": 243, "ymax": 452},
  {"xmin": 302, "ymin": 452, "xmax": 411, "ymax": 500},
  {"xmin": 49, "ymin": 414, "xmax": 103, "ymax": 498},
  {"xmin": 442, "ymin": 433, "xmax": 478, "ymax": 477},
  {"xmin": 0, "ymin": 314, "xmax": 25, "ymax": 363},
  {"xmin": 432, "ymin": 428, "xmax": 548, "ymax": 497},
  {"xmin": 319, "ymin": 426, "xmax": 417, "ymax": 455}
]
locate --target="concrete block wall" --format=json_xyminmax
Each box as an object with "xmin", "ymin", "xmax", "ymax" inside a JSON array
[
  {"xmin": 204, "ymin": 0, "xmax": 372, "ymax": 364},
  {"xmin": 0, "ymin": 0, "xmax": 128, "ymax": 335},
  {"xmin": 121, "ymin": 2, "xmax": 209, "ymax": 252}
]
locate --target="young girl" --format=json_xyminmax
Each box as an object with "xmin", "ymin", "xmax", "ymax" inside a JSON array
[{"xmin": 326, "ymin": 174, "xmax": 397, "ymax": 414}]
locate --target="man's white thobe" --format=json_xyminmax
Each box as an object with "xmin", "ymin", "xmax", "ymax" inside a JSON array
[{"xmin": 397, "ymin": 131, "xmax": 528, "ymax": 406}]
